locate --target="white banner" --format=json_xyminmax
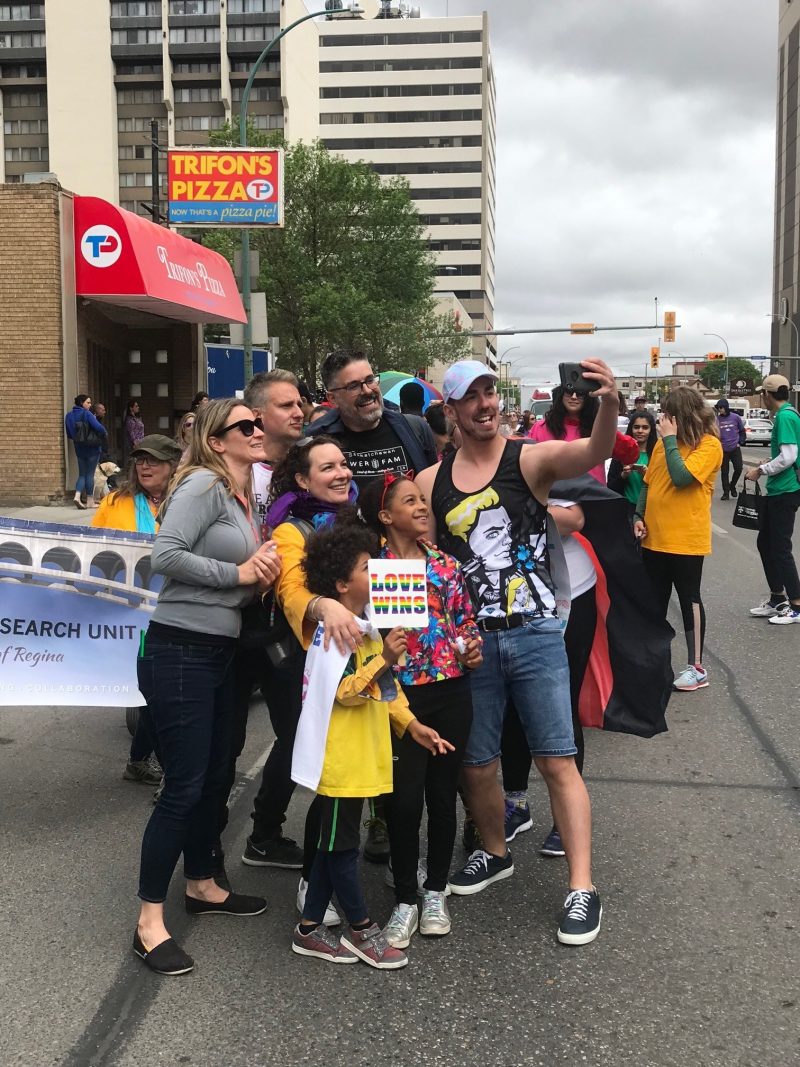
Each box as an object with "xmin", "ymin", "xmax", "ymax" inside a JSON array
[{"xmin": 368, "ymin": 558, "xmax": 429, "ymax": 629}]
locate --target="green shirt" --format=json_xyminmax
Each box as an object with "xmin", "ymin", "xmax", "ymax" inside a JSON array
[{"xmin": 766, "ymin": 403, "xmax": 800, "ymax": 496}]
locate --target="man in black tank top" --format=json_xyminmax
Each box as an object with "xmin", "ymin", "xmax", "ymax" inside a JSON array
[{"xmin": 416, "ymin": 358, "xmax": 619, "ymax": 947}]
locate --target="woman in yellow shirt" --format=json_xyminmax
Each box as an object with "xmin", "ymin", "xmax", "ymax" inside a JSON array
[{"xmin": 633, "ymin": 388, "xmax": 722, "ymax": 692}]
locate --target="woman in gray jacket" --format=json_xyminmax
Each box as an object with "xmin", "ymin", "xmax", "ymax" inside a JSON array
[{"xmin": 134, "ymin": 398, "xmax": 281, "ymax": 976}]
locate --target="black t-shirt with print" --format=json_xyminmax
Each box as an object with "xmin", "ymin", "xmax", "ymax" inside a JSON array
[{"xmin": 335, "ymin": 419, "xmax": 411, "ymax": 491}]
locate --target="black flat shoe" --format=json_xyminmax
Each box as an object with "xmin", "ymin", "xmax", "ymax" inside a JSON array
[
  {"xmin": 185, "ymin": 891, "xmax": 267, "ymax": 917},
  {"xmin": 133, "ymin": 929, "xmax": 194, "ymax": 976}
]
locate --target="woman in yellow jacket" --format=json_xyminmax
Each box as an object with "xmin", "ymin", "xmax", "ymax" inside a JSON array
[
  {"xmin": 291, "ymin": 520, "xmax": 451, "ymax": 970},
  {"xmin": 633, "ymin": 388, "xmax": 722, "ymax": 693}
]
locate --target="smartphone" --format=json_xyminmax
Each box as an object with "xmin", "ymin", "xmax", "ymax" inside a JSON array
[{"xmin": 558, "ymin": 362, "xmax": 595, "ymax": 394}]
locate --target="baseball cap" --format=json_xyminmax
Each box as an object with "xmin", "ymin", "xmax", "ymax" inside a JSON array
[
  {"xmin": 760, "ymin": 373, "xmax": 790, "ymax": 393},
  {"xmin": 132, "ymin": 434, "xmax": 183, "ymax": 463},
  {"xmin": 442, "ymin": 360, "xmax": 499, "ymax": 403}
]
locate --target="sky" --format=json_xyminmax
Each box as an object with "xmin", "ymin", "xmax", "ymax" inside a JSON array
[{"xmin": 418, "ymin": 0, "xmax": 778, "ymax": 393}]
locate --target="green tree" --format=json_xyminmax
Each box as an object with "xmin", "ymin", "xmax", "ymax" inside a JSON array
[
  {"xmin": 698, "ymin": 358, "xmax": 763, "ymax": 392},
  {"xmin": 203, "ymin": 124, "xmax": 469, "ymax": 383}
]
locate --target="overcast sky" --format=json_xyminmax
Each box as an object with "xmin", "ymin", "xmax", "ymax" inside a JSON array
[{"xmin": 419, "ymin": 0, "xmax": 778, "ymax": 392}]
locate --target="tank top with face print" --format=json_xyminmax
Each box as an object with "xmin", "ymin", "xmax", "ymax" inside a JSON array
[{"xmin": 431, "ymin": 440, "xmax": 557, "ymax": 620}]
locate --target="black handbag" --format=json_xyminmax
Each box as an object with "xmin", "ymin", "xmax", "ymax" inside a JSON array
[
  {"xmin": 73, "ymin": 412, "xmax": 103, "ymax": 447},
  {"xmin": 732, "ymin": 483, "xmax": 763, "ymax": 531}
]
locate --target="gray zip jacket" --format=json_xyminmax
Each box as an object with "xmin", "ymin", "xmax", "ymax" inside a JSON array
[{"xmin": 150, "ymin": 469, "xmax": 259, "ymax": 638}]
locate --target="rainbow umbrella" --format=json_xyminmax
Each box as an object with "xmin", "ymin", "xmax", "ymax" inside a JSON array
[{"xmin": 378, "ymin": 372, "xmax": 442, "ymax": 412}]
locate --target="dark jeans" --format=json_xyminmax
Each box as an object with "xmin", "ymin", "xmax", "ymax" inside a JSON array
[
  {"xmin": 385, "ymin": 675, "xmax": 473, "ymax": 903},
  {"xmin": 303, "ymin": 841, "xmax": 367, "ymax": 926},
  {"xmin": 501, "ymin": 586, "xmax": 597, "ymax": 790},
  {"xmin": 221, "ymin": 642, "xmax": 306, "ymax": 847},
  {"xmin": 643, "ymin": 548, "xmax": 705, "ymax": 665},
  {"xmin": 137, "ymin": 634, "xmax": 236, "ymax": 903},
  {"xmin": 757, "ymin": 489, "xmax": 800, "ymax": 602},
  {"xmin": 720, "ymin": 447, "xmax": 743, "ymax": 494}
]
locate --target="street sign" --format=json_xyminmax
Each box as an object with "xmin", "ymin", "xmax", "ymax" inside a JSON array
[
  {"xmin": 728, "ymin": 377, "xmax": 754, "ymax": 397},
  {"xmin": 570, "ymin": 322, "xmax": 595, "ymax": 334},
  {"xmin": 205, "ymin": 343, "xmax": 272, "ymax": 397},
  {"xmin": 167, "ymin": 148, "xmax": 284, "ymax": 227}
]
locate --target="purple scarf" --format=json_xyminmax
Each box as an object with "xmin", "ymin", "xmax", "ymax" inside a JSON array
[{"xmin": 266, "ymin": 484, "xmax": 358, "ymax": 531}]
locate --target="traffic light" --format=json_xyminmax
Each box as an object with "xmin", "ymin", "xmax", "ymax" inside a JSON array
[
  {"xmin": 707, "ymin": 352, "xmax": 726, "ymax": 361},
  {"xmin": 650, "ymin": 346, "xmax": 660, "ymax": 369},
  {"xmin": 664, "ymin": 311, "xmax": 676, "ymax": 343}
]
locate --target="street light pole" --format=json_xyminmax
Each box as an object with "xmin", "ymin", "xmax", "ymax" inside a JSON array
[
  {"xmin": 239, "ymin": 4, "xmax": 362, "ymax": 383},
  {"xmin": 497, "ymin": 346, "xmax": 521, "ymax": 408},
  {"xmin": 766, "ymin": 313, "xmax": 800, "ymax": 394},
  {"xmin": 704, "ymin": 332, "xmax": 730, "ymax": 394}
]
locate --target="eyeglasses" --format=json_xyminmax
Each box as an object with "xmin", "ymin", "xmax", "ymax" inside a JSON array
[
  {"xmin": 214, "ymin": 417, "xmax": 264, "ymax": 438},
  {"xmin": 329, "ymin": 374, "xmax": 378, "ymax": 396},
  {"xmin": 133, "ymin": 455, "xmax": 166, "ymax": 468}
]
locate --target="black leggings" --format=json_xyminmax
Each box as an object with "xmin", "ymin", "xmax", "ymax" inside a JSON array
[
  {"xmin": 385, "ymin": 675, "xmax": 473, "ymax": 903},
  {"xmin": 501, "ymin": 586, "xmax": 597, "ymax": 790},
  {"xmin": 642, "ymin": 548, "xmax": 706, "ymax": 665}
]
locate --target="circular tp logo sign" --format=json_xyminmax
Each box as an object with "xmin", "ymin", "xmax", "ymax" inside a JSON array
[
  {"xmin": 80, "ymin": 225, "xmax": 122, "ymax": 268},
  {"xmin": 245, "ymin": 179, "xmax": 274, "ymax": 201}
]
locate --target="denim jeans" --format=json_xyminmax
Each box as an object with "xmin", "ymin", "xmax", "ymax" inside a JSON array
[
  {"xmin": 74, "ymin": 445, "xmax": 100, "ymax": 497},
  {"xmin": 136, "ymin": 632, "xmax": 236, "ymax": 902}
]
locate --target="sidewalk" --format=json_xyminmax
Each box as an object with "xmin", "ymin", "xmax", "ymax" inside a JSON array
[{"xmin": 0, "ymin": 504, "xmax": 95, "ymax": 527}]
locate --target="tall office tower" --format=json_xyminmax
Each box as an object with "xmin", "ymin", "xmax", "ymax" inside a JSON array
[
  {"xmin": 316, "ymin": 2, "xmax": 497, "ymax": 362},
  {"xmin": 0, "ymin": 0, "xmax": 286, "ymax": 212},
  {"xmin": 774, "ymin": 0, "xmax": 800, "ymax": 381}
]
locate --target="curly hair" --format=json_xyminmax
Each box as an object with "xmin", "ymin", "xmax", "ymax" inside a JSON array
[
  {"xmin": 358, "ymin": 474, "xmax": 411, "ymax": 534},
  {"xmin": 543, "ymin": 385, "xmax": 599, "ymax": 439},
  {"xmin": 268, "ymin": 435, "xmax": 345, "ymax": 502},
  {"xmin": 302, "ymin": 520, "xmax": 378, "ymax": 599}
]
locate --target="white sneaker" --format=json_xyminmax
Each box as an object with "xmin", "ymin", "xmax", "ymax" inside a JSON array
[
  {"xmin": 749, "ymin": 598, "xmax": 788, "ymax": 618},
  {"xmin": 419, "ymin": 890, "xmax": 451, "ymax": 937},
  {"xmin": 382, "ymin": 902, "xmax": 418, "ymax": 948},
  {"xmin": 768, "ymin": 606, "xmax": 800, "ymax": 625},
  {"xmin": 673, "ymin": 665, "xmax": 709, "ymax": 691},
  {"xmin": 296, "ymin": 877, "xmax": 341, "ymax": 927}
]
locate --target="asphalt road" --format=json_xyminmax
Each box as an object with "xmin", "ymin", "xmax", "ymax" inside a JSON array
[{"xmin": 1, "ymin": 455, "xmax": 798, "ymax": 1067}]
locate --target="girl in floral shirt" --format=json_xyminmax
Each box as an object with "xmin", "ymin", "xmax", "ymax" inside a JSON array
[{"xmin": 360, "ymin": 473, "xmax": 482, "ymax": 948}]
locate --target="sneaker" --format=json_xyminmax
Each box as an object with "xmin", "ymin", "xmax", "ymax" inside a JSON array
[
  {"xmin": 340, "ymin": 922, "xmax": 408, "ymax": 970},
  {"xmin": 462, "ymin": 815, "xmax": 482, "ymax": 853},
  {"xmin": 362, "ymin": 816, "xmax": 390, "ymax": 864},
  {"xmin": 296, "ymin": 877, "xmax": 341, "ymax": 927},
  {"xmin": 123, "ymin": 756, "xmax": 163, "ymax": 786},
  {"xmin": 382, "ymin": 903, "xmax": 418, "ymax": 948},
  {"xmin": 448, "ymin": 849, "xmax": 514, "ymax": 896},
  {"xmin": 749, "ymin": 597, "xmax": 789, "ymax": 618},
  {"xmin": 292, "ymin": 924, "xmax": 357, "ymax": 964},
  {"xmin": 419, "ymin": 890, "xmax": 451, "ymax": 937},
  {"xmin": 557, "ymin": 888, "xmax": 602, "ymax": 946},
  {"xmin": 504, "ymin": 799, "xmax": 533, "ymax": 842},
  {"xmin": 242, "ymin": 834, "xmax": 303, "ymax": 869},
  {"xmin": 385, "ymin": 859, "xmax": 452, "ymax": 897},
  {"xmin": 769, "ymin": 606, "xmax": 800, "ymax": 625},
  {"xmin": 673, "ymin": 665, "xmax": 709, "ymax": 691},
  {"xmin": 540, "ymin": 827, "xmax": 566, "ymax": 857}
]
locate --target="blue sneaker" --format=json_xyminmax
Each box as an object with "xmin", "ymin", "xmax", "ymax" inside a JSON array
[
  {"xmin": 504, "ymin": 800, "xmax": 533, "ymax": 842},
  {"xmin": 539, "ymin": 827, "xmax": 566, "ymax": 857}
]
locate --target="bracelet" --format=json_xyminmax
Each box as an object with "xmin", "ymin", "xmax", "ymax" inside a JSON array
[{"xmin": 307, "ymin": 595, "xmax": 323, "ymax": 622}]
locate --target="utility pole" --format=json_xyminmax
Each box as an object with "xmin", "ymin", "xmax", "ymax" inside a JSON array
[{"xmin": 150, "ymin": 119, "xmax": 161, "ymax": 224}]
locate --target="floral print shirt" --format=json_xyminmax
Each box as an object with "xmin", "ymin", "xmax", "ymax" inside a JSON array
[{"xmin": 380, "ymin": 540, "xmax": 481, "ymax": 687}]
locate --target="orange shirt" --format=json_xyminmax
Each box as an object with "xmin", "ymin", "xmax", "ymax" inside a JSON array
[{"xmin": 643, "ymin": 435, "xmax": 722, "ymax": 555}]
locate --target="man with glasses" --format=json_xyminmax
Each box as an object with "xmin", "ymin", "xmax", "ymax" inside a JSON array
[
  {"xmin": 308, "ymin": 350, "xmax": 437, "ymax": 492},
  {"xmin": 745, "ymin": 373, "xmax": 800, "ymax": 624}
]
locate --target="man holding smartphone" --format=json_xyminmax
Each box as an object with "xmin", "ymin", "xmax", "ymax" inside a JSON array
[{"xmin": 416, "ymin": 357, "xmax": 618, "ymax": 947}]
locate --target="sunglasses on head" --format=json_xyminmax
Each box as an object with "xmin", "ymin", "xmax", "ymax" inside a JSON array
[{"xmin": 214, "ymin": 416, "xmax": 264, "ymax": 438}]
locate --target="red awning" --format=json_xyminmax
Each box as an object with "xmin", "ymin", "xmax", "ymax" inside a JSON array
[{"xmin": 73, "ymin": 195, "xmax": 245, "ymax": 324}]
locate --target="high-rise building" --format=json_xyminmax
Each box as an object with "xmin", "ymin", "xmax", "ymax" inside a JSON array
[
  {"xmin": 313, "ymin": 2, "xmax": 496, "ymax": 361},
  {"xmin": 773, "ymin": 0, "xmax": 800, "ymax": 385}
]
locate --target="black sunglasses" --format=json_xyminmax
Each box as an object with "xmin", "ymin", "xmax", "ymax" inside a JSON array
[{"xmin": 214, "ymin": 417, "xmax": 264, "ymax": 438}]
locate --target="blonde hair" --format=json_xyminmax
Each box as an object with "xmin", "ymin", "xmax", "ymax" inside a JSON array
[
  {"xmin": 175, "ymin": 411, "xmax": 195, "ymax": 448},
  {"xmin": 445, "ymin": 486, "xmax": 500, "ymax": 540},
  {"xmin": 165, "ymin": 398, "xmax": 254, "ymax": 506},
  {"xmin": 662, "ymin": 387, "xmax": 719, "ymax": 448}
]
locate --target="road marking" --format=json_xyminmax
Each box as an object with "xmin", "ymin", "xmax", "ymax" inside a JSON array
[{"xmin": 712, "ymin": 523, "xmax": 728, "ymax": 537}]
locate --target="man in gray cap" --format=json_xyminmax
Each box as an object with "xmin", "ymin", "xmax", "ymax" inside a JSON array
[{"xmin": 745, "ymin": 373, "xmax": 800, "ymax": 623}]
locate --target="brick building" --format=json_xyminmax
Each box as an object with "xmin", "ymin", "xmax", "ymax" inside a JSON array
[{"xmin": 0, "ymin": 180, "xmax": 243, "ymax": 505}]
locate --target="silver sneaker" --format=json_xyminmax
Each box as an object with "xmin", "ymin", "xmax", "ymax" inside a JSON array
[
  {"xmin": 749, "ymin": 597, "xmax": 788, "ymax": 618},
  {"xmin": 419, "ymin": 890, "xmax": 451, "ymax": 937},
  {"xmin": 382, "ymin": 902, "xmax": 418, "ymax": 948}
]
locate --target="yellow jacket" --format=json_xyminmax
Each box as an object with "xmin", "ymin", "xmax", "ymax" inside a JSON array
[
  {"xmin": 318, "ymin": 631, "xmax": 415, "ymax": 798},
  {"xmin": 272, "ymin": 521, "xmax": 317, "ymax": 649},
  {"xmin": 91, "ymin": 492, "xmax": 158, "ymax": 533}
]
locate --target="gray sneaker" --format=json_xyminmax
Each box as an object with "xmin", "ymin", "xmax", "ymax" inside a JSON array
[
  {"xmin": 123, "ymin": 756, "xmax": 162, "ymax": 786},
  {"xmin": 382, "ymin": 903, "xmax": 418, "ymax": 948},
  {"xmin": 419, "ymin": 890, "xmax": 451, "ymax": 937}
]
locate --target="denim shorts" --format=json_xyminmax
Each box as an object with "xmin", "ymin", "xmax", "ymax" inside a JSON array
[{"xmin": 464, "ymin": 615, "xmax": 576, "ymax": 766}]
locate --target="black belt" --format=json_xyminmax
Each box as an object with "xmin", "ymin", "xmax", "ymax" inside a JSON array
[{"xmin": 477, "ymin": 614, "xmax": 529, "ymax": 633}]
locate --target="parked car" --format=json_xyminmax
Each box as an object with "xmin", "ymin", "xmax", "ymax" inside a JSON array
[{"xmin": 744, "ymin": 418, "xmax": 772, "ymax": 446}]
